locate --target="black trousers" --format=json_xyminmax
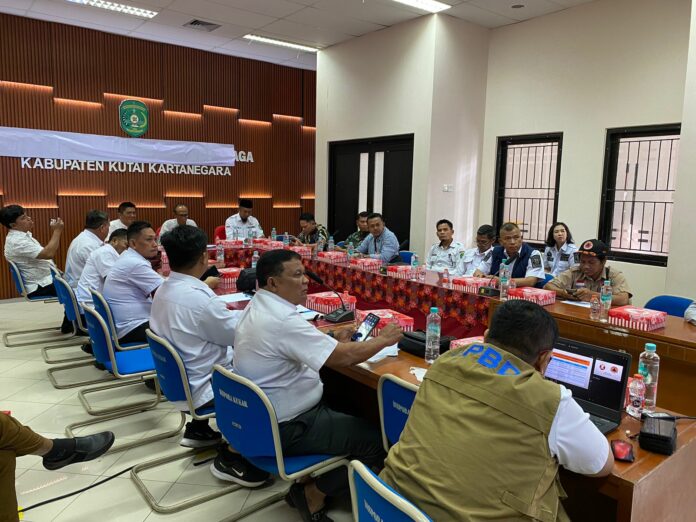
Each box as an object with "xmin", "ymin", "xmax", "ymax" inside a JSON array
[
  {"xmin": 117, "ymin": 321, "xmax": 149, "ymax": 345},
  {"xmin": 278, "ymin": 401, "xmax": 385, "ymax": 497},
  {"xmin": 28, "ymin": 284, "xmax": 74, "ymax": 333}
]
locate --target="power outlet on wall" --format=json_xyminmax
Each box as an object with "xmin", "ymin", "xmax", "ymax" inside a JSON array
[{"xmin": 442, "ymin": 184, "xmax": 454, "ymax": 192}]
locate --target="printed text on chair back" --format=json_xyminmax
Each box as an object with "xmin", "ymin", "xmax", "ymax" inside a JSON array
[
  {"xmin": 146, "ymin": 333, "xmax": 188, "ymax": 403},
  {"xmin": 55, "ymin": 277, "xmax": 79, "ymax": 322},
  {"xmin": 382, "ymin": 379, "xmax": 417, "ymax": 447}
]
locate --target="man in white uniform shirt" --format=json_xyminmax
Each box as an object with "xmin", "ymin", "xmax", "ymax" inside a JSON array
[
  {"xmin": 1, "ymin": 205, "xmax": 71, "ymax": 331},
  {"xmin": 150, "ymin": 225, "xmax": 269, "ymax": 487},
  {"xmin": 107, "ymin": 201, "xmax": 136, "ymax": 240},
  {"xmin": 234, "ymin": 250, "xmax": 403, "ymax": 521},
  {"xmin": 64, "ymin": 210, "xmax": 109, "ymax": 290},
  {"xmin": 425, "ymin": 219, "xmax": 466, "ymax": 272},
  {"xmin": 224, "ymin": 198, "xmax": 263, "ymax": 240},
  {"xmin": 76, "ymin": 229, "xmax": 128, "ymax": 308},
  {"xmin": 158, "ymin": 204, "xmax": 197, "ymax": 240},
  {"xmin": 455, "ymin": 224, "xmax": 496, "ymax": 277},
  {"xmin": 686, "ymin": 302, "xmax": 696, "ymax": 325},
  {"xmin": 103, "ymin": 221, "xmax": 163, "ymax": 345}
]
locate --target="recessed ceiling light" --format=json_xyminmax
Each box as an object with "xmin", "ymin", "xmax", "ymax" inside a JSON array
[
  {"xmin": 512, "ymin": 4, "xmax": 525, "ymax": 8},
  {"xmin": 243, "ymin": 34, "xmax": 319, "ymax": 53},
  {"xmin": 391, "ymin": 0, "xmax": 452, "ymax": 13},
  {"xmin": 65, "ymin": 0, "xmax": 158, "ymax": 19}
]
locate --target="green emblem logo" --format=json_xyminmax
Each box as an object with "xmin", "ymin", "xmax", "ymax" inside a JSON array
[{"xmin": 119, "ymin": 99, "xmax": 148, "ymax": 137}]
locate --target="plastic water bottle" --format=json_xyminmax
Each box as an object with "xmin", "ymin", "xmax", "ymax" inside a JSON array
[
  {"xmin": 282, "ymin": 232, "xmax": 290, "ymax": 249},
  {"xmin": 410, "ymin": 254, "xmax": 419, "ymax": 281},
  {"xmin": 590, "ymin": 295, "xmax": 601, "ymax": 321},
  {"xmin": 442, "ymin": 268, "xmax": 451, "ymax": 289},
  {"xmin": 328, "ymin": 236, "xmax": 335, "ymax": 252},
  {"xmin": 251, "ymin": 250, "xmax": 259, "ymax": 269},
  {"xmin": 639, "ymin": 343, "xmax": 660, "ymax": 413},
  {"xmin": 271, "ymin": 227, "xmax": 277, "ymax": 241},
  {"xmin": 425, "ymin": 307, "xmax": 441, "ymax": 364},
  {"xmin": 347, "ymin": 242, "xmax": 355, "ymax": 257},
  {"xmin": 216, "ymin": 244, "xmax": 224, "ymax": 265},
  {"xmin": 627, "ymin": 374, "xmax": 646, "ymax": 417},
  {"xmin": 600, "ymin": 280, "xmax": 612, "ymax": 323},
  {"xmin": 499, "ymin": 267, "xmax": 510, "ymax": 300}
]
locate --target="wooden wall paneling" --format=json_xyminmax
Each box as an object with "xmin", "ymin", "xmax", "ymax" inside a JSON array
[
  {"xmin": 301, "ymin": 127, "xmax": 316, "ymax": 198},
  {"xmin": 203, "ymin": 105, "xmax": 237, "ymax": 144},
  {"xmin": 271, "ymin": 64, "xmax": 303, "ymax": 118},
  {"xmin": 103, "ymin": 35, "xmax": 164, "ymax": 101},
  {"xmin": 55, "ymin": 165, "xmax": 108, "ymax": 196},
  {"xmin": 303, "ymin": 70, "xmax": 316, "ymax": 127},
  {"xmin": 106, "ymin": 171, "xmax": 165, "ymax": 208},
  {"xmin": 0, "ymin": 81, "xmax": 56, "ymax": 130},
  {"xmin": 271, "ymin": 116, "xmax": 304, "ymax": 205},
  {"xmin": 202, "ymin": 169, "xmax": 241, "ymax": 209},
  {"xmin": 52, "ymin": 24, "xmax": 104, "ymax": 103},
  {"xmin": 159, "ymin": 111, "xmax": 204, "ymax": 142},
  {"xmin": 0, "ymin": 157, "xmax": 58, "ymax": 207},
  {"xmin": 53, "ymin": 101, "xmax": 105, "ymax": 135},
  {"xmin": 271, "ymin": 207, "xmax": 302, "ymax": 238},
  {"xmin": 247, "ymin": 198, "xmax": 274, "ymax": 236},
  {"xmin": 56, "ymin": 195, "xmax": 108, "ymax": 269},
  {"xmin": 239, "ymin": 59, "xmax": 272, "ymax": 122},
  {"xmin": 205, "ymin": 54, "xmax": 239, "ymax": 109},
  {"xmin": 204, "ymin": 208, "xmax": 234, "ymax": 240},
  {"xmin": 0, "ymin": 14, "xmax": 54, "ymax": 87},
  {"xmin": 301, "ymin": 199, "xmax": 315, "ymax": 216},
  {"xmin": 235, "ymin": 121, "xmax": 272, "ymax": 198},
  {"xmin": 0, "ymin": 194, "xmax": 8, "ymax": 299},
  {"xmin": 163, "ymin": 45, "xmax": 205, "ymax": 114}
]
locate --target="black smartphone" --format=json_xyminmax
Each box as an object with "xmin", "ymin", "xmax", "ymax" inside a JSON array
[{"xmin": 351, "ymin": 313, "xmax": 380, "ymax": 342}]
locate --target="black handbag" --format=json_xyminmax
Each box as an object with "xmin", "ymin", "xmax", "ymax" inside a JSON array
[
  {"xmin": 398, "ymin": 331, "xmax": 455, "ymax": 358},
  {"xmin": 236, "ymin": 268, "xmax": 257, "ymax": 293}
]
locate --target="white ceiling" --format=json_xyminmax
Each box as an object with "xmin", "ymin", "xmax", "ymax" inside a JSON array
[{"xmin": 0, "ymin": 0, "xmax": 594, "ymax": 71}]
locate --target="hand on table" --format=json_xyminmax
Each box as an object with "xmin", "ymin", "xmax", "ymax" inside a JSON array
[
  {"xmin": 574, "ymin": 288, "xmax": 598, "ymax": 302},
  {"xmin": 334, "ymin": 325, "xmax": 357, "ymax": 342},
  {"xmin": 472, "ymin": 269, "xmax": 486, "ymax": 278},
  {"xmin": 204, "ymin": 276, "xmax": 220, "ymax": 289},
  {"xmin": 377, "ymin": 323, "xmax": 403, "ymax": 346}
]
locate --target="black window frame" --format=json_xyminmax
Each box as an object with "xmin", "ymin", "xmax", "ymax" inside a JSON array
[
  {"xmin": 493, "ymin": 132, "xmax": 563, "ymax": 249},
  {"xmin": 598, "ymin": 123, "xmax": 680, "ymax": 267}
]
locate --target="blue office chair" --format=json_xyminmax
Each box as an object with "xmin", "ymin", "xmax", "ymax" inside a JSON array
[
  {"xmin": 378, "ymin": 374, "xmax": 419, "ymax": 451},
  {"xmin": 399, "ymin": 251, "xmax": 415, "ymax": 264},
  {"xmin": 337, "ymin": 241, "xmax": 346, "ymax": 248},
  {"xmin": 129, "ymin": 330, "xmax": 240, "ymax": 513},
  {"xmin": 211, "ymin": 365, "xmax": 348, "ymax": 517},
  {"xmin": 644, "ymin": 295, "xmax": 693, "ymax": 318},
  {"xmin": 349, "ymin": 460, "xmax": 431, "ymax": 522},
  {"xmin": 89, "ymin": 288, "xmax": 147, "ymax": 351},
  {"xmin": 64, "ymin": 306, "xmax": 184, "ymax": 453},
  {"xmin": 535, "ymin": 273, "xmax": 554, "ymax": 289},
  {"xmin": 2, "ymin": 260, "xmax": 74, "ymax": 348}
]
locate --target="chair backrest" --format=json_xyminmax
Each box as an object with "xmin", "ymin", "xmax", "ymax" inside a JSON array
[
  {"xmin": 7, "ymin": 260, "xmax": 27, "ymax": 297},
  {"xmin": 146, "ymin": 329, "xmax": 194, "ymax": 407},
  {"xmin": 83, "ymin": 305, "xmax": 115, "ymax": 367},
  {"xmin": 212, "ymin": 366, "xmax": 283, "ymax": 463},
  {"xmin": 214, "ymin": 225, "xmax": 226, "ymax": 242},
  {"xmin": 378, "ymin": 374, "xmax": 419, "ymax": 450},
  {"xmin": 399, "ymin": 251, "xmax": 414, "ymax": 264},
  {"xmin": 644, "ymin": 295, "xmax": 694, "ymax": 318},
  {"xmin": 90, "ymin": 288, "xmax": 119, "ymax": 341},
  {"xmin": 49, "ymin": 266, "xmax": 65, "ymax": 304},
  {"xmin": 54, "ymin": 275, "xmax": 85, "ymax": 331},
  {"xmin": 349, "ymin": 460, "xmax": 431, "ymax": 522}
]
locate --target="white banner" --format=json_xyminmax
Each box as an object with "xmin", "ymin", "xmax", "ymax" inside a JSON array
[{"xmin": 0, "ymin": 126, "xmax": 235, "ymax": 166}]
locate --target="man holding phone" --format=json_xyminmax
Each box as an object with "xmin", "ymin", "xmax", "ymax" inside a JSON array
[{"xmin": 234, "ymin": 249, "xmax": 403, "ymax": 522}]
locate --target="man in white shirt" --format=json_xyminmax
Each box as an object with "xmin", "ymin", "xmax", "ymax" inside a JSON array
[
  {"xmin": 76, "ymin": 229, "xmax": 128, "ymax": 308},
  {"xmin": 455, "ymin": 224, "xmax": 496, "ymax": 277},
  {"xmin": 474, "ymin": 222, "xmax": 545, "ymax": 287},
  {"xmin": 425, "ymin": 219, "xmax": 466, "ymax": 272},
  {"xmin": 64, "ymin": 210, "xmax": 109, "ymax": 290},
  {"xmin": 107, "ymin": 201, "xmax": 136, "ymax": 240},
  {"xmin": 224, "ymin": 198, "xmax": 263, "ymax": 240},
  {"xmin": 685, "ymin": 302, "xmax": 696, "ymax": 325},
  {"xmin": 150, "ymin": 224, "xmax": 269, "ymax": 487},
  {"xmin": 234, "ymin": 249, "xmax": 403, "ymax": 521},
  {"xmin": 158, "ymin": 204, "xmax": 197, "ymax": 240},
  {"xmin": 1, "ymin": 205, "xmax": 71, "ymax": 332},
  {"xmin": 103, "ymin": 221, "xmax": 163, "ymax": 344}
]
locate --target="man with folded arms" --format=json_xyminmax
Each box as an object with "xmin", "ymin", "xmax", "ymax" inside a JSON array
[
  {"xmin": 150, "ymin": 225, "xmax": 269, "ymax": 486},
  {"xmin": 381, "ymin": 300, "xmax": 613, "ymax": 521},
  {"xmin": 234, "ymin": 249, "xmax": 403, "ymax": 522}
]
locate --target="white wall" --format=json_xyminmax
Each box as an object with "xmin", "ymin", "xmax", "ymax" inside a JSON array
[{"xmin": 479, "ymin": 0, "xmax": 691, "ymax": 305}]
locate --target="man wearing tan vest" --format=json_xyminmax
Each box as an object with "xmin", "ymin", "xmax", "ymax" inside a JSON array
[{"xmin": 380, "ymin": 300, "xmax": 614, "ymax": 521}]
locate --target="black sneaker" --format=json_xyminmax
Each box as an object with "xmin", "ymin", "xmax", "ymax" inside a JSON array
[
  {"xmin": 43, "ymin": 432, "xmax": 115, "ymax": 470},
  {"xmin": 210, "ymin": 451, "xmax": 270, "ymax": 487},
  {"xmin": 180, "ymin": 421, "xmax": 222, "ymax": 448}
]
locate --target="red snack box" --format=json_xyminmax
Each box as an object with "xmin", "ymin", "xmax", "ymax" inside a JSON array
[
  {"xmin": 449, "ymin": 336, "xmax": 485, "ymax": 350},
  {"xmin": 290, "ymin": 246, "xmax": 312, "ymax": 259},
  {"xmin": 220, "ymin": 239, "xmax": 243, "ymax": 249},
  {"xmin": 386, "ymin": 265, "xmax": 414, "ymax": 280},
  {"xmin": 608, "ymin": 305, "xmax": 667, "ymax": 332},
  {"xmin": 507, "ymin": 287, "xmax": 556, "ymax": 306},
  {"xmin": 216, "ymin": 267, "xmax": 242, "ymax": 294},
  {"xmin": 306, "ymin": 291, "xmax": 357, "ymax": 314},
  {"xmin": 452, "ymin": 277, "xmax": 492, "ymax": 293},
  {"xmin": 355, "ymin": 309, "xmax": 414, "ymax": 336},
  {"xmin": 252, "ymin": 238, "xmax": 270, "ymax": 247},
  {"xmin": 349, "ymin": 257, "xmax": 382, "ymax": 271},
  {"xmin": 259, "ymin": 240, "xmax": 286, "ymax": 250},
  {"xmin": 318, "ymin": 251, "xmax": 348, "ymax": 264}
]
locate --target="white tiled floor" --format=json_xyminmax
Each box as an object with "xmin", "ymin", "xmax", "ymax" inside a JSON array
[{"xmin": 1, "ymin": 299, "xmax": 353, "ymax": 522}]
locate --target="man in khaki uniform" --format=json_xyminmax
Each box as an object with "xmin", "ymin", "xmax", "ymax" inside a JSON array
[
  {"xmin": 545, "ymin": 239, "xmax": 632, "ymax": 306},
  {"xmin": 380, "ymin": 300, "xmax": 613, "ymax": 521}
]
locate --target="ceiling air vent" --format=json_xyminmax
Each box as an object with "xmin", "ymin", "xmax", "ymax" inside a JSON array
[{"xmin": 183, "ymin": 19, "xmax": 221, "ymax": 32}]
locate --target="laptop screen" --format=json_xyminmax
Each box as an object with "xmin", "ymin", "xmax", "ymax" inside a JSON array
[{"xmin": 544, "ymin": 338, "xmax": 631, "ymax": 414}]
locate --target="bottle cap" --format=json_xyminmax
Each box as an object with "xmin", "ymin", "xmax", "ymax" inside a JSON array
[
  {"xmin": 604, "ymin": 280, "xmax": 611, "ymax": 285},
  {"xmin": 430, "ymin": 307, "xmax": 439, "ymax": 314},
  {"xmin": 645, "ymin": 343, "xmax": 657, "ymax": 352},
  {"xmin": 633, "ymin": 374, "xmax": 644, "ymax": 380}
]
